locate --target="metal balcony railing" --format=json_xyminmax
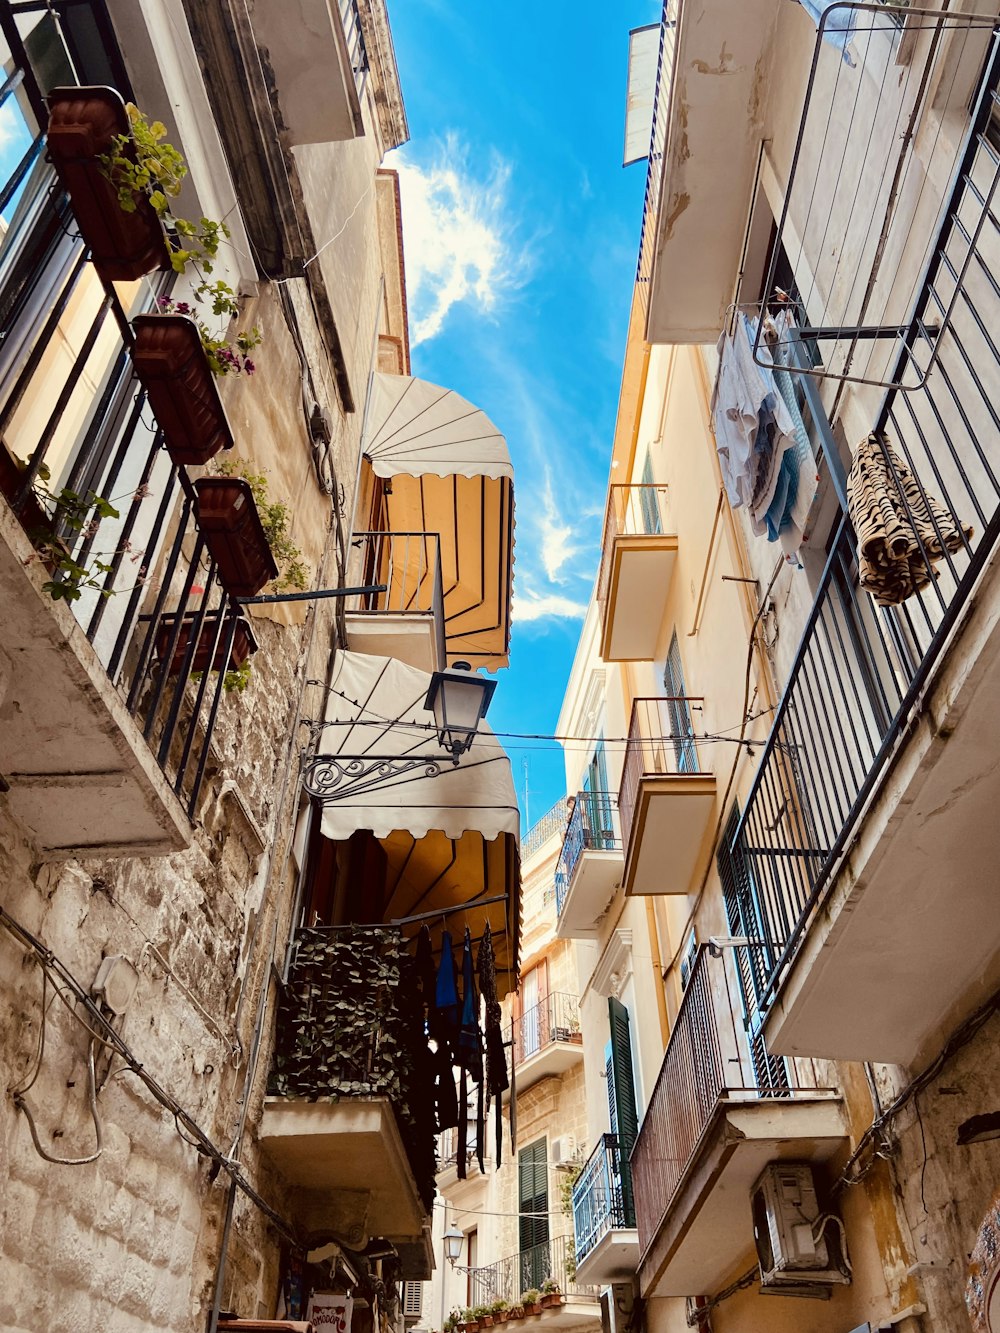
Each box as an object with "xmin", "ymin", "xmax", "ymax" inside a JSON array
[
  {"xmin": 350, "ymin": 528, "xmax": 446, "ymax": 665},
  {"xmin": 636, "ymin": 0, "xmax": 678, "ymax": 303},
  {"xmin": 339, "ymin": 0, "xmax": 370, "ymax": 94},
  {"xmin": 509, "ymin": 992, "xmax": 581, "ymax": 1067},
  {"xmin": 467, "ymin": 1234, "xmax": 598, "ymax": 1307},
  {"xmin": 0, "ymin": 50, "xmax": 248, "ymax": 819},
  {"xmin": 271, "ymin": 925, "xmax": 437, "ymax": 1209},
  {"xmin": 571, "ymin": 1134, "xmax": 635, "ymax": 1268},
  {"xmin": 437, "ymin": 1125, "xmax": 486, "ymax": 1176},
  {"xmin": 618, "ymin": 697, "xmax": 703, "ymax": 847},
  {"xmin": 732, "ymin": 50, "xmax": 1000, "ymax": 1018},
  {"xmin": 630, "ymin": 947, "xmax": 832, "ymax": 1254},
  {"xmin": 596, "ymin": 483, "xmax": 670, "ymax": 615},
  {"xmin": 555, "ymin": 792, "xmax": 622, "ymax": 917}
]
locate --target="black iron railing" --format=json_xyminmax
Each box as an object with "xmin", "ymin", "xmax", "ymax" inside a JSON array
[
  {"xmin": 619, "ymin": 697, "xmax": 704, "ymax": 848},
  {"xmin": 0, "ymin": 22, "xmax": 244, "ymax": 819},
  {"xmin": 630, "ymin": 948, "xmax": 831, "ymax": 1255},
  {"xmin": 468, "ymin": 1234, "xmax": 598, "ymax": 1307},
  {"xmin": 636, "ymin": 1, "xmax": 678, "ymax": 302},
  {"xmin": 733, "ymin": 57, "xmax": 1000, "ymax": 1015},
  {"xmin": 340, "ymin": 0, "xmax": 370, "ymax": 92},
  {"xmin": 571, "ymin": 1134, "xmax": 635, "ymax": 1268},
  {"xmin": 596, "ymin": 483, "xmax": 670, "ymax": 616},
  {"xmin": 509, "ymin": 992, "xmax": 581, "ymax": 1067},
  {"xmin": 271, "ymin": 926, "xmax": 437, "ymax": 1210},
  {"xmin": 555, "ymin": 792, "xmax": 622, "ymax": 917}
]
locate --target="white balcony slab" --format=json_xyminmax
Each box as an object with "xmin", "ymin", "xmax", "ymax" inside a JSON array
[
  {"xmin": 260, "ymin": 1096, "xmax": 426, "ymax": 1252},
  {"xmin": 505, "ymin": 1035, "xmax": 584, "ymax": 1100},
  {"xmin": 0, "ymin": 495, "xmax": 190, "ymax": 859},
  {"xmin": 344, "ymin": 611, "xmax": 443, "ymax": 673},
  {"xmin": 645, "ymin": 0, "xmax": 781, "ymax": 343},
  {"xmin": 530, "ymin": 1298, "xmax": 601, "ymax": 1328},
  {"xmin": 624, "ymin": 774, "xmax": 716, "ymax": 895},
  {"xmin": 250, "ymin": 0, "xmax": 364, "ymax": 144},
  {"xmin": 601, "ymin": 536, "xmax": 678, "ymax": 662},
  {"xmin": 574, "ymin": 1228, "xmax": 640, "ymax": 1286},
  {"xmin": 767, "ymin": 578, "xmax": 1000, "ymax": 1067},
  {"xmin": 556, "ymin": 848, "xmax": 624, "ymax": 940},
  {"xmin": 638, "ymin": 1098, "xmax": 846, "ymax": 1299}
]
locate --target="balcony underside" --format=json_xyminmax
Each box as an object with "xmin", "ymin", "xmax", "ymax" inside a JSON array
[
  {"xmin": 556, "ymin": 849, "xmax": 623, "ymax": 939},
  {"xmin": 343, "ymin": 611, "xmax": 443, "ymax": 673},
  {"xmin": 645, "ymin": 0, "xmax": 780, "ymax": 343},
  {"xmin": 767, "ymin": 572, "xmax": 1000, "ymax": 1067},
  {"xmin": 574, "ymin": 1228, "xmax": 640, "ymax": 1286},
  {"xmin": 638, "ymin": 1098, "xmax": 846, "ymax": 1299},
  {"xmin": 248, "ymin": 0, "xmax": 364, "ymax": 144},
  {"xmin": 624, "ymin": 774, "xmax": 716, "ymax": 895},
  {"xmin": 601, "ymin": 536, "xmax": 678, "ymax": 662},
  {"xmin": 259, "ymin": 1096, "xmax": 430, "ymax": 1274},
  {"xmin": 0, "ymin": 495, "xmax": 190, "ymax": 859},
  {"xmin": 528, "ymin": 1300, "xmax": 601, "ymax": 1328},
  {"xmin": 505, "ymin": 1036, "xmax": 584, "ymax": 1099}
]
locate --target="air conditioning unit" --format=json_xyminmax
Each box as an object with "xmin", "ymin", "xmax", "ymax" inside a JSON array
[
  {"xmin": 551, "ymin": 1135, "xmax": 577, "ymax": 1167},
  {"xmin": 751, "ymin": 1163, "xmax": 850, "ymax": 1289}
]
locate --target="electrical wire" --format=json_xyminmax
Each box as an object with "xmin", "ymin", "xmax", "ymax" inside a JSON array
[
  {"xmin": 0, "ymin": 905, "xmax": 299, "ymax": 1245},
  {"xmin": 14, "ymin": 1036, "xmax": 103, "ymax": 1167}
]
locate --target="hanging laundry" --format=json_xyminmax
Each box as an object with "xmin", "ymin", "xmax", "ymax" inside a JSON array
[
  {"xmin": 456, "ymin": 927, "xmax": 484, "ymax": 1179},
  {"xmin": 477, "ymin": 924, "xmax": 509, "ymax": 1168},
  {"xmin": 794, "ymin": 0, "xmax": 859, "ymax": 66},
  {"xmin": 418, "ymin": 924, "xmax": 458, "ymax": 1132},
  {"xmin": 712, "ymin": 314, "xmax": 798, "ymax": 536},
  {"xmin": 847, "ymin": 432, "xmax": 974, "ymax": 606},
  {"xmin": 761, "ymin": 311, "xmax": 819, "ymax": 565}
]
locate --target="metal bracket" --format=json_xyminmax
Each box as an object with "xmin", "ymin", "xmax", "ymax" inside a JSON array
[{"xmin": 302, "ymin": 752, "xmax": 451, "ymax": 801}]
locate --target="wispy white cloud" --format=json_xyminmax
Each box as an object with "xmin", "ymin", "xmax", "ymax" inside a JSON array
[
  {"xmin": 387, "ymin": 136, "xmax": 525, "ymax": 346},
  {"xmin": 538, "ymin": 471, "xmax": 583, "ymax": 585},
  {"xmin": 513, "ymin": 588, "xmax": 588, "ymax": 624}
]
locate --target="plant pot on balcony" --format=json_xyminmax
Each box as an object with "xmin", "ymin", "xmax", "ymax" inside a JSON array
[
  {"xmin": 540, "ymin": 1296, "xmax": 560, "ymax": 1310},
  {"xmin": 133, "ymin": 314, "xmax": 235, "ymax": 466},
  {"xmin": 522, "ymin": 1306, "xmax": 540, "ymax": 1317},
  {"xmin": 154, "ymin": 613, "xmax": 257, "ymax": 675},
  {"xmin": 480, "ymin": 1319, "xmax": 494, "ymax": 1327},
  {"xmin": 194, "ymin": 477, "xmax": 279, "ymax": 597},
  {"xmin": 46, "ymin": 87, "xmax": 171, "ymax": 283}
]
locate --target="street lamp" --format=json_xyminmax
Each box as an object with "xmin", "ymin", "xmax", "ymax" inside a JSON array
[
  {"xmin": 443, "ymin": 1224, "xmax": 465, "ymax": 1267},
  {"xmin": 425, "ymin": 661, "xmax": 497, "ymax": 762}
]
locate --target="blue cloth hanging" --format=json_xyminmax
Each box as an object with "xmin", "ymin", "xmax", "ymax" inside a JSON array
[{"xmin": 435, "ymin": 928, "xmax": 459, "ymax": 1035}]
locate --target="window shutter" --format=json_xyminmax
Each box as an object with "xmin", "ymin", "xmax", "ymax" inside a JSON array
[
  {"xmin": 518, "ymin": 1139, "xmax": 549, "ymax": 1285},
  {"xmin": 403, "ymin": 1283, "xmax": 422, "ymax": 1318},
  {"xmin": 607, "ymin": 998, "xmax": 638, "ymax": 1227}
]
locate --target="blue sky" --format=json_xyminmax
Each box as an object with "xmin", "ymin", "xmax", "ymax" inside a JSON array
[{"xmin": 387, "ymin": 1, "xmax": 659, "ymax": 828}]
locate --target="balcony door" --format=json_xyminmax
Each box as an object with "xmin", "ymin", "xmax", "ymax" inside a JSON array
[
  {"xmin": 662, "ymin": 633, "xmax": 698, "ymax": 773},
  {"xmin": 519, "ymin": 961, "xmax": 547, "ymax": 1059},
  {"xmin": 639, "ymin": 453, "xmax": 663, "ymax": 534},
  {"xmin": 583, "ymin": 739, "xmax": 615, "ymax": 851},
  {"xmin": 605, "ymin": 997, "xmax": 638, "ymax": 1226},
  {"xmin": 518, "ymin": 1139, "xmax": 549, "ymax": 1290}
]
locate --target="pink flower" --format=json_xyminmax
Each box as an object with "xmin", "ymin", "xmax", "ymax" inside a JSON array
[{"xmin": 133, "ymin": 484, "xmax": 153, "ymax": 500}]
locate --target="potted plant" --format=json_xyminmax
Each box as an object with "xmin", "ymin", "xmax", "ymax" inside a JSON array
[
  {"xmin": 519, "ymin": 1292, "xmax": 541, "ymax": 1317},
  {"xmin": 46, "ymin": 86, "xmax": 170, "ymax": 282},
  {"xmin": 509, "ymin": 1308, "xmax": 524, "ymax": 1322},
  {"xmin": 133, "ymin": 312, "xmax": 237, "ymax": 467},
  {"xmin": 194, "ymin": 476, "xmax": 278, "ymax": 597},
  {"xmin": 463, "ymin": 1309, "xmax": 479, "ymax": 1333},
  {"xmin": 153, "ymin": 611, "xmax": 257, "ymax": 681},
  {"xmin": 473, "ymin": 1307, "xmax": 492, "ymax": 1328},
  {"xmin": 539, "ymin": 1281, "xmax": 561, "ymax": 1309},
  {"xmin": 490, "ymin": 1301, "xmax": 509, "ymax": 1324}
]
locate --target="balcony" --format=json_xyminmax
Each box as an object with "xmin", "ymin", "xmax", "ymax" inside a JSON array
[
  {"xmin": 344, "ymin": 530, "xmax": 446, "ymax": 672},
  {"xmin": 262, "ymin": 926, "xmax": 435, "ymax": 1276},
  {"xmin": 571, "ymin": 1134, "xmax": 638, "ymax": 1285},
  {"xmin": 436, "ymin": 1125, "xmax": 488, "ymax": 1186},
  {"xmin": 597, "ymin": 484, "xmax": 677, "ymax": 661},
  {"xmin": 637, "ymin": 0, "xmax": 780, "ymax": 343},
  {"xmin": 554, "ymin": 792, "xmax": 623, "ymax": 939},
  {"xmin": 468, "ymin": 1234, "xmax": 599, "ymax": 1321},
  {"xmin": 619, "ymin": 699, "xmax": 716, "ymax": 895},
  {"xmin": 733, "ymin": 77, "xmax": 1000, "ymax": 1067},
  {"xmin": 248, "ymin": 0, "xmax": 369, "ymax": 145},
  {"xmin": 631, "ymin": 948, "xmax": 844, "ymax": 1298},
  {"xmin": 507, "ymin": 992, "xmax": 583, "ymax": 1095}
]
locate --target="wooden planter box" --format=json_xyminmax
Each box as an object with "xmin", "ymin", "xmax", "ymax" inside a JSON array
[
  {"xmin": 154, "ymin": 613, "xmax": 257, "ymax": 675},
  {"xmin": 46, "ymin": 86, "xmax": 170, "ymax": 283},
  {"xmin": 194, "ymin": 476, "xmax": 278, "ymax": 597},
  {"xmin": 522, "ymin": 1306, "xmax": 541, "ymax": 1317},
  {"xmin": 133, "ymin": 314, "xmax": 234, "ymax": 466},
  {"xmin": 540, "ymin": 1296, "xmax": 560, "ymax": 1310}
]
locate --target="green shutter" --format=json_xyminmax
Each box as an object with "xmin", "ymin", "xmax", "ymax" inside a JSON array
[
  {"xmin": 608, "ymin": 997, "xmax": 638, "ymax": 1227},
  {"xmin": 518, "ymin": 1139, "xmax": 549, "ymax": 1283}
]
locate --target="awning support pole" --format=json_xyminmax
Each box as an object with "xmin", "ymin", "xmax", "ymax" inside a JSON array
[{"xmin": 237, "ymin": 583, "xmax": 387, "ymax": 605}]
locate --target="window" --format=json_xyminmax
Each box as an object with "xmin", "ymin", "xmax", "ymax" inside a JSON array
[
  {"xmin": 403, "ymin": 1283, "xmax": 423, "ymax": 1320},
  {"xmin": 517, "ymin": 961, "xmax": 548, "ymax": 1058},
  {"xmin": 518, "ymin": 1139, "xmax": 549, "ymax": 1288},
  {"xmin": 717, "ymin": 807, "xmax": 788, "ymax": 1094},
  {"xmin": 678, "ymin": 927, "xmax": 697, "ymax": 990},
  {"xmin": 639, "ymin": 453, "xmax": 663, "ymax": 535},
  {"xmin": 662, "ymin": 633, "xmax": 698, "ymax": 773},
  {"xmin": 465, "ymin": 1229, "xmax": 478, "ymax": 1307},
  {"xmin": 605, "ymin": 997, "xmax": 638, "ymax": 1226},
  {"xmin": 582, "ymin": 738, "xmax": 616, "ymax": 852}
]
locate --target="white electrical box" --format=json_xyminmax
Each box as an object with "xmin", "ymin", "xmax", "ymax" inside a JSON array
[
  {"xmin": 551, "ymin": 1135, "xmax": 576, "ymax": 1167},
  {"xmin": 751, "ymin": 1162, "xmax": 850, "ymax": 1288}
]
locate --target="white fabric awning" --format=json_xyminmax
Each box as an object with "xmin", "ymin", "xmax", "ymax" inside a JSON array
[
  {"xmin": 362, "ymin": 373, "xmax": 515, "ymax": 671},
  {"xmin": 365, "ymin": 373, "xmax": 514, "ymax": 480},
  {"xmin": 316, "ymin": 651, "xmax": 519, "ymax": 843}
]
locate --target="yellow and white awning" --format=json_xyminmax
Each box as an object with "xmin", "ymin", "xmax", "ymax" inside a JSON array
[
  {"xmin": 313, "ymin": 651, "xmax": 521, "ymax": 992},
  {"xmin": 364, "ymin": 373, "xmax": 515, "ymax": 671}
]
